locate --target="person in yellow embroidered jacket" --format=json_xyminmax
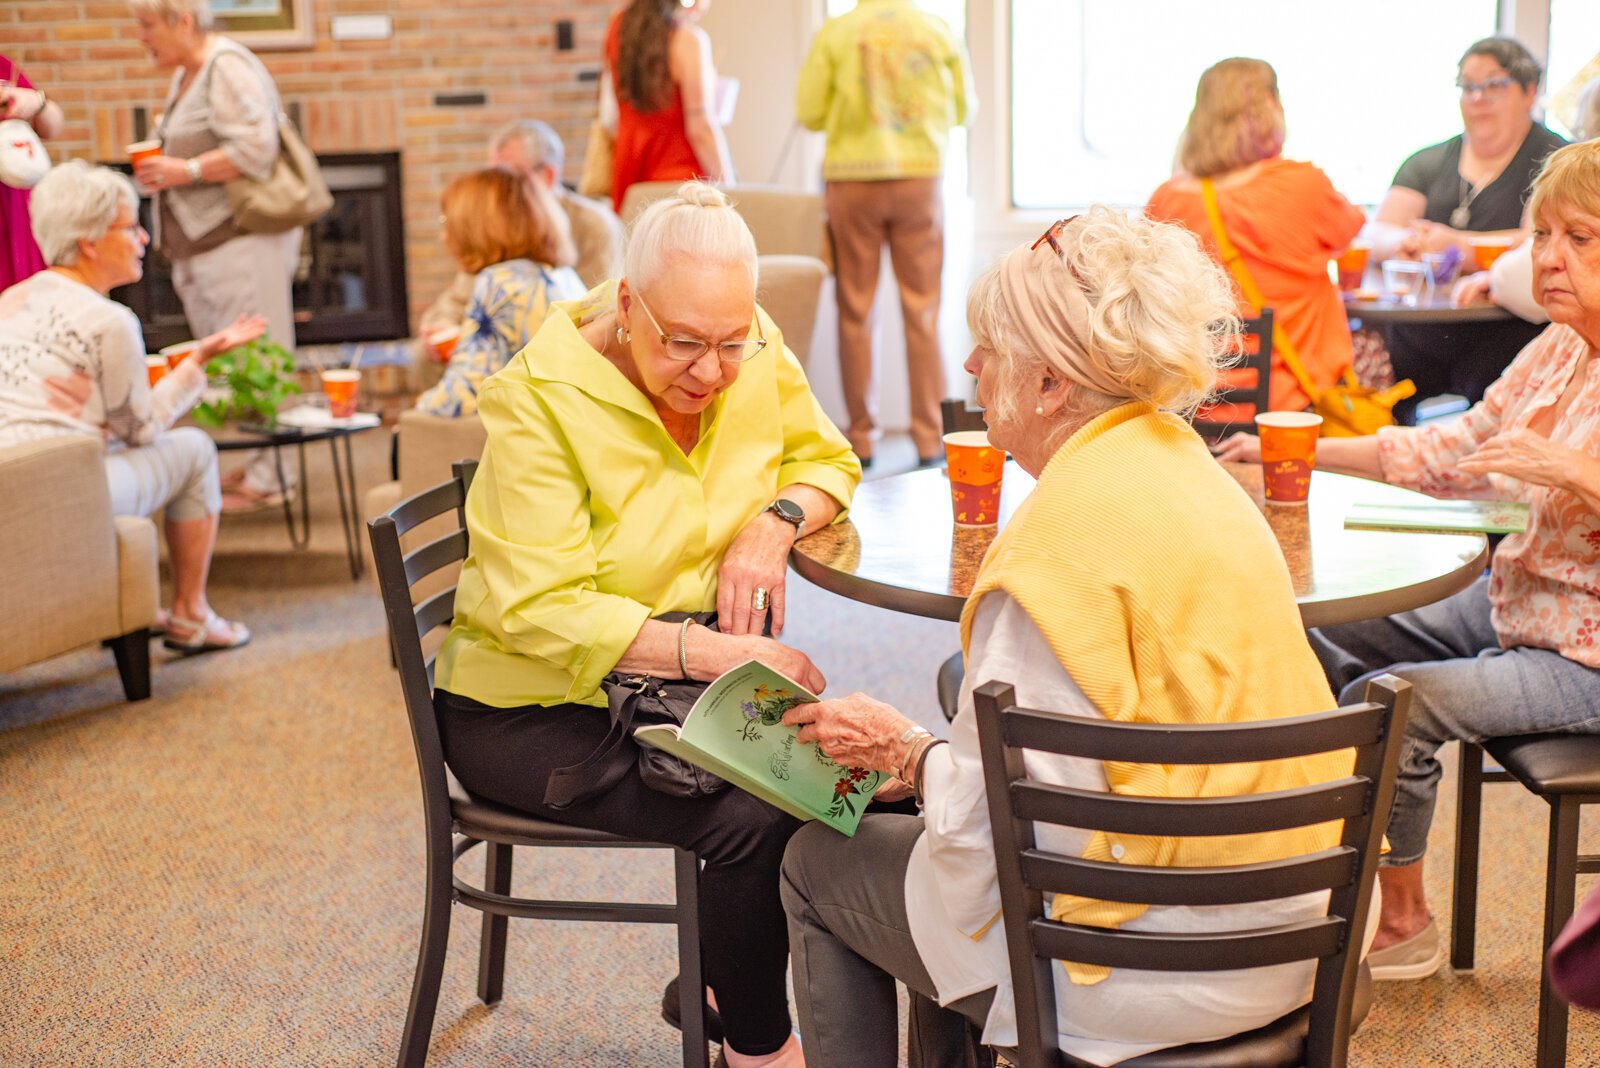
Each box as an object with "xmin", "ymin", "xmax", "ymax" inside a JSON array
[
  {"xmin": 433, "ymin": 181, "xmax": 858, "ymax": 1068},
  {"xmin": 778, "ymin": 210, "xmax": 1376, "ymax": 1066},
  {"xmin": 795, "ymin": 0, "xmax": 972, "ymax": 468}
]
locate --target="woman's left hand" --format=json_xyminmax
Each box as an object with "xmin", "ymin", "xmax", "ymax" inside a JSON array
[
  {"xmin": 1457, "ymin": 428, "xmax": 1586, "ymax": 491},
  {"xmin": 783, "ymin": 692, "xmax": 918, "ymax": 773},
  {"xmin": 134, "ymin": 154, "xmax": 189, "ymax": 192},
  {"xmin": 718, "ymin": 511, "xmax": 795, "ymax": 637},
  {"xmin": 201, "ymin": 314, "xmax": 269, "ymax": 360}
]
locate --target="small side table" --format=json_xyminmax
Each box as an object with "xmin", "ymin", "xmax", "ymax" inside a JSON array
[{"xmin": 206, "ymin": 418, "xmax": 380, "ymax": 579}]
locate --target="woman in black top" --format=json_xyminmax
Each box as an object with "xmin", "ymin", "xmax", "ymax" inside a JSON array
[{"xmin": 1372, "ymin": 36, "xmax": 1566, "ymax": 421}]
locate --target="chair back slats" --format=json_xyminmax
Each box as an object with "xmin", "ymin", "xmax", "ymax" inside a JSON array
[
  {"xmin": 389, "ymin": 474, "xmax": 468, "ymax": 537},
  {"xmin": 1032, "ymin": 915, "xmax": 1345, "ymax": 973},
  {"xmin": 402, "ymin": 528, "xmax": 469, "ymax": 588},
  {"xmin": 1020, "ymin": 847, "xmax": 1357, "ymax": 908},
  {"xmin": 1000, "ymin": 703, "xmax": 1385, "ymax": 764},
  {"xmin": 941, "ymin": 398, "xmax": 987, "ymax": 434},
  {"xmin": 1012, "ymin": 777, "xmax": 1370, "ymax": 838},
  {"xmin": 413, "ymin": 587, "xmax": 457, "ymax": 646},
  {"xmin": 976, "ymin": 675, "xmax": 1412, "ymax": 1068},
  {"xmin": 1192, "ymin": 309, "xmax": 1273, "ymax": 441}
]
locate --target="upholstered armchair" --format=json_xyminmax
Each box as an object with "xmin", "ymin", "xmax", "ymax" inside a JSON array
[{"xmin": 0, "ymin": 436, "xmax": 160, "ymax": 700}]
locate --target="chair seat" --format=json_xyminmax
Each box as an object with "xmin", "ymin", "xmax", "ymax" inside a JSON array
[
  {"xmin": 447, "ymin": 771, "xmax": 668, "ymax": 848},
  {"xmin": 1483, "ymin": 734, "xmax": 1600, "ymax": 796},
  {"xmin": 1053, "ymin": 965, "xmax": 1372, "ymax": 1068}
]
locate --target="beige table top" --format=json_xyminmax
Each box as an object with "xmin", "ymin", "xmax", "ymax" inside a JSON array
[{"xmin": 790, "ymin": 461, "xmax": 1489, "ymax": 629}]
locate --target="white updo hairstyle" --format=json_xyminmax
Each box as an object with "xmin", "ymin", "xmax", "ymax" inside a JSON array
[
  {"xmin": 966, "ymin": 207, "xmax": 1239, "ymax": 441},
  {"xmin": 29, "ymin": 160, "xmax": 140, "ymax": 268},
  {"xmin": 127, "ymin": 0, "xmax": 215, "ymax": 31},
  {"xmin": 622, "ymin": 181, "xmax": 759, "ymax": 295}
]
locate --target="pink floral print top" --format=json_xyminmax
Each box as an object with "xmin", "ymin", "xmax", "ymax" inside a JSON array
[{"xmin": 1376, "ymin": 323, "xmax": 1600, "ymax": 667}]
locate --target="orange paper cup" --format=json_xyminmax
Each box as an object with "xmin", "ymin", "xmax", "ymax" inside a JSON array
[
  {"xmin": 1255, "ymin": 412, "xmax": 1322, "ymax": 505},
  {"xmin": 159, "ymin": 340, "xmax": 200, "ymax": 370},
  {"xmin": 321, "ymin": 369, "xmax": 361, "ymax": 419},
  {"xmin": 943, "ymin": 430, "xmax": 1004, "ymax": 527},
  {"xmin": 127, "ymin": 139, "xmax": 161, "ymax": 168},
  {"xmin": 146, "ymin": 356, "xmax": 168, "ymax": 387},
  {"xmin": 429, "ymin": 326, "xmax": 461, "ymax": 363},
  {"xmin": 1334, "ymin": 242, "xmax": 1369, "ymax": 292},
  {"xmin": 1470, "ymin": 237, "xmax": 1515, "ymax": 271}
]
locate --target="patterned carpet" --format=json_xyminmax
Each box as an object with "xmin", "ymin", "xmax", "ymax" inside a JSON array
[{"xmin": 0, "ymin": 429, "xmax": 1595, "ymax": 1066}]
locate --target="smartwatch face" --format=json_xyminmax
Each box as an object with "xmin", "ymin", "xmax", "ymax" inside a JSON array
[{"xmin": 772, "ymin": 499, "xmax": 804, "ymax": 525}]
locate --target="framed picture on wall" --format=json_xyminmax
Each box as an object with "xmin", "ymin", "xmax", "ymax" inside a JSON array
[{"xmin": 211, "ymin": 0, "xmax": 313, "ymax": 51}]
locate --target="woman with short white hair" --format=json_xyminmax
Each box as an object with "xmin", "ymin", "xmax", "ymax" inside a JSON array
[
  {"xmin": 779, "ymin": 208, "xmax": 1375, "ymax": 1065},
  {"xmin": 0, "ymin": 161, "xmax": 264, "ymax": 652},
  {"xmin": 433, "ymin": 181, "xmax": 859, "ymax": 1067},
  {"xmin": 129, "ymin": 0, "xmax": 300, "ymax": 511}
]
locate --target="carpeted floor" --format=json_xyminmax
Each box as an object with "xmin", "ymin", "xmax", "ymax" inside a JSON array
[{"xmin": 1, "ymin": 428, "xmax": 1595, "ymax": 1066}]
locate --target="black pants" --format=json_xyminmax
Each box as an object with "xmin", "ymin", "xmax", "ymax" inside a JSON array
[
  {"xmin": 1386, "ymin": 317, "xmax": 1544, "ymax": 424},
  {"xmin": 435, "ymin": 689, "xmax": 800, "ymax": 1056}
]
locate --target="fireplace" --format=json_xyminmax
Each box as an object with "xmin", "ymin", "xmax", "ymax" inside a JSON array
[{"xmin": 110, "ymin": 150, "xmax": 409, "ymax": 351}]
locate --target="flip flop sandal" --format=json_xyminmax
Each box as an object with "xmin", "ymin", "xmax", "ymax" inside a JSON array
[{"xmin": 163, "ymin": 610, "xmax": 251, "ymax": 654}]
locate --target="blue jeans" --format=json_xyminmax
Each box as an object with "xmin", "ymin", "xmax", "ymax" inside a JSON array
[{"xmin": 1309, "ymin": 575, "xmax": 1600, "ymax": 866}]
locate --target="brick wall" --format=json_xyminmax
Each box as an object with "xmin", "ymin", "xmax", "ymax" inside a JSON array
[{"xmin": 6, "ymin": 0, "xmax": 614, "ymax": 332}]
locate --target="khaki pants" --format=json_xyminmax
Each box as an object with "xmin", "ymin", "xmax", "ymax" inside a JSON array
[{"xmin": 826, "ymin": 177, "xmax": 946, "ymax": 460}]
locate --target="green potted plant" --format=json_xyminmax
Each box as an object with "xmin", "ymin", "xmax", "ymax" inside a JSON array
[{"xmin": 190, "ymin": 337, "xmax": 301, "ymax": 428}]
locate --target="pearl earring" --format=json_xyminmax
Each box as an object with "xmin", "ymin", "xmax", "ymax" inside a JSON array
[{"xmin": 1035, "ymin": 405, "xmax": 1045, "ymax": 416}]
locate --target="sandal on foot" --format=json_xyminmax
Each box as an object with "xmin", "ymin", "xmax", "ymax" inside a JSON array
[
  {"xmin": 163, "ymin": 610, "xmax": 251, "ymax": 654},
  {"xmin": 221, "ymin": 486, "xmax": 290, "ymax": 514},
  {"xmin": 149, "ymin": 608, "xmax": 171, "ymax": 637},
  {"xmin": 661, "ymin": 975, "xmax": 725, "ymax": 1047}
]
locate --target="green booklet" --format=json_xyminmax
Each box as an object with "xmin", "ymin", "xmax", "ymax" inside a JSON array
[
  {"xmin": 1344, "ymin": 499, "xmax": 1529, "ymax": 535},
  {"xmin": 634, "ymin": 660, "xmax": 884, "ymax": 836}
]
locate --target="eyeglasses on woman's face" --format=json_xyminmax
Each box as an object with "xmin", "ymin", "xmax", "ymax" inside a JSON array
[
  {"xmin": 632, "ymin": 289, "xmax": 767, "ymax": 363},
  {"xmin": 1457, "ymin": 76, "xmax": 1517, "ymax": 100}
]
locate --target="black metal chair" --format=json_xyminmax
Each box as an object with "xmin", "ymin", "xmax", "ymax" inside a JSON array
[
  {"xmin": 942, "ymin": 397, "xmax": 987, "ymax": 434},
  {"xmin": 1192, "ymin": 310, "xmax": 1275, "ymax": 442},
  {"xmin": 368, "ymin": 460, "xmax": 710, "ymax": 1068},
  {"xmin": 977, "ymin": 674, "xmax": 1411, "ymax": 1068},
  {"xmin": 1450, "ymin": 736, "xmax": 1600, "ymax": 1068}
]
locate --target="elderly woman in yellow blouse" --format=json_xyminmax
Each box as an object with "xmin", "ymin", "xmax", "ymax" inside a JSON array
[
  {"xmin": 432, "ymin": 181, "xmax": 858, "ymax": 1068},
  {"xmin": 778, "ymin": 209, "xmax": 1370, "ymax": 1067}
]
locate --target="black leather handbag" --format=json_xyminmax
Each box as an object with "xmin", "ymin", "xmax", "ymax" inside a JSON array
[{"xmin": 542, "ymin": 612, "xmax": 729, "ymax": 808}]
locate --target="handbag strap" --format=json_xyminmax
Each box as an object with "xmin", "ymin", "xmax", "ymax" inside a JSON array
[{"xmin": 1199, "ymin": 178, "xmax": 1325, "ymax": 400}]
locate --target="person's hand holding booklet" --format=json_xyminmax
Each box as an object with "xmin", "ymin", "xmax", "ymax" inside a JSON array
[{"xmin": 633, "ymin": 660, "xmax": 884, "ymax": 836}]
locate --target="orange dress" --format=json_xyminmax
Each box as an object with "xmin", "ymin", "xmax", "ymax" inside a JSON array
[
  {"xmin": 606, "ymin": 11, "xmax": 704, "ymax": 213},
  {"xmin": 1147, "ymin": 157, "xmax": 1364, "ymax": 411}
]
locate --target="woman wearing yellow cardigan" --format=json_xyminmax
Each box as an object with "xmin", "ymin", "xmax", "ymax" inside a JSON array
[{"xmin": 778, "ymin": 209, "xmax": 1374, "ymax": 1067}]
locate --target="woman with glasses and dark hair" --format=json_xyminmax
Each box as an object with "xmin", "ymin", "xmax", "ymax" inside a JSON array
[
  {"xmin": 1372, "ymin": 35, "xmax": 1567, "ymax": 421},
  {"xmin": 1148, "ymin": 57, "xmax": 1365, "ymax": 413},
  {"xmin": 779, "ymin": 209, "xmax": 1372, "ymax": 1066},
  {"xmin": 431, "ymin": 181, "xmax": 858, "ymax": 1068}
]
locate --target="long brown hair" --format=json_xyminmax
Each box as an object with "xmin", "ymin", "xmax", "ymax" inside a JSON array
[
  {"xmin": 441, "ymin": 167, "xmax": 575, "ymax": 273},
  {"xmin": 616, "ymin": 0, "xmax": 676, "ymax": 113}
]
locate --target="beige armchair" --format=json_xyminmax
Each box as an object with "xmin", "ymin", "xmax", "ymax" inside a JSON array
[
  {"xmin": 0, "ymin": 436, "xmax": 160, "ymax": 700},
  {"xmin": 618, "ymin": 182, "xmax": 831, "ymax": 269},
  {"xmin": 757, "ymin": 254, "xmax": 828, "ymax": 369},
  {"xmin": 363, "ymin": 411, "xmax": 488, "ymax": 599}
]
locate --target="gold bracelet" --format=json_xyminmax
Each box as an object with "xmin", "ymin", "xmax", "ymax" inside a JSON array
[
  {"xmin": 678, "ymin": 619, "xmax": 694, "ymax": 680},
  {"xmin": 912, "ymin": 739, "xmax": 949, "ymax": 808},
  {"xmin": 894, "ymin": 729, "xmax": 934, "ymax": 781}
]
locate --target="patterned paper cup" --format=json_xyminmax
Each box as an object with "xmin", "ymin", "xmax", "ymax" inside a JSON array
[
  {"xmin": 146, "ymin": 356, "xmax": 168, "ymax": 387},
  {"xmin": 159, "ymin": 340, "xmax": 200, "ymax": 370},
  {"xmin": 943, "ymin": 430, "xmax": 1004, "ymax": 527},
  {"xmin": 321, "ymin": 369, "xmax": 361, "ymax": 419},
  {"xmin": 1255, "ymin": 412, "xmax": 1322, "ymax": 505}
]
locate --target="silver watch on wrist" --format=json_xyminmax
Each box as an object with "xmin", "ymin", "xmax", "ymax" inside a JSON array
[{"xmin": 185, "ymin": 158, "xmax": 203, "ymax": 185}]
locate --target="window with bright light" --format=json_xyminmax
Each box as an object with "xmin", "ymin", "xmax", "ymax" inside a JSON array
[
  {"xmin": 1547, "ymin": 1, "xmax": 1600, "ymax": 139},
  {"xmin": 1010, "ymin": 1, "xmax": 1500, "ymax": 211}
]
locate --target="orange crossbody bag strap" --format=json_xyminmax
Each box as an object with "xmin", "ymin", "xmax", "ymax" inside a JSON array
[{"xmin": 1198, "ymin": 178, "xmax": 1324, "ymax": 400}]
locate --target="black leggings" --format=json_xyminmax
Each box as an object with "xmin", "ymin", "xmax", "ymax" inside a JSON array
[{"xmin": 435, "ymin": 689, "xmax": 800, "ymax": 1056}]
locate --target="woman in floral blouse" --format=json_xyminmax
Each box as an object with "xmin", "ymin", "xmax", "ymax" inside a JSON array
[
  {"xmin": 414, "ymin": 167, "xmax": 583, "ymax": 417},
  {"xmin": 1217, "ymin": 138, "xmax": 1600, "ymax": 984}
]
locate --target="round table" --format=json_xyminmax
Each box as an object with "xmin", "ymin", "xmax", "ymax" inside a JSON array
[{"xmin": 790, "ymin": 462, "xmax": 1488, "ymax": 629}]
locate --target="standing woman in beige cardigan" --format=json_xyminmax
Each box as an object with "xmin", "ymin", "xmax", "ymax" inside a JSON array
[{"xmin": 130, "ymin": 0, "xmax": 299, "ymax": 510}]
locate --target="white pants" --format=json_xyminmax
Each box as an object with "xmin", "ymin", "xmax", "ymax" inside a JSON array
[
  {"xmin": 171, "ymin": 228, "xmax": 302, "ymax": 495},
  {"xmin": 104, "ymin": 427, "xmax": 221, "ymax": 522}
]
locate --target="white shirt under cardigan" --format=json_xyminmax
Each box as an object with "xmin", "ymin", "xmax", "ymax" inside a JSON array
[
  {"xmin": 904, "ymin": 591, "xmax": 1378, "ymax": 1066},
  {"xmin": 0, "ymin": 272, "xmax": 204, "ymax": 451}
]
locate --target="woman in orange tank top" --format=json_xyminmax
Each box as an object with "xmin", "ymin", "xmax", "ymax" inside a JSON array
[{"xmin": 605, "ymin": 0, "xmax": 732, "ymax": 213}]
